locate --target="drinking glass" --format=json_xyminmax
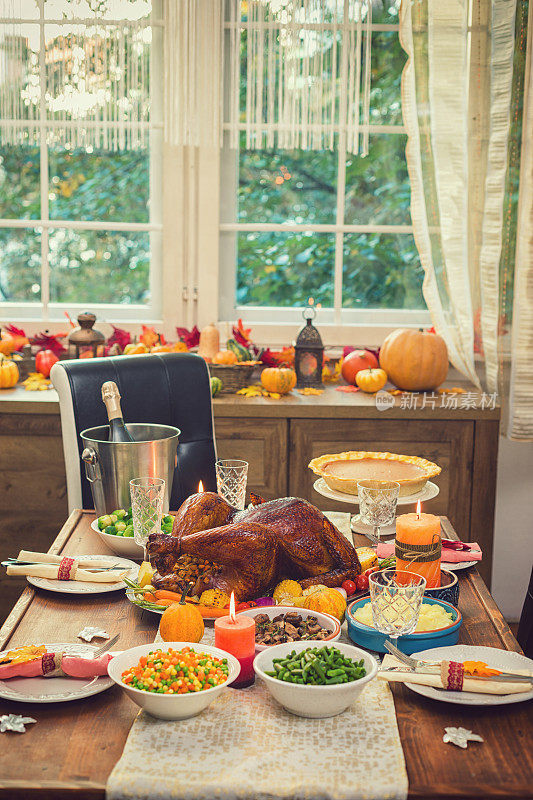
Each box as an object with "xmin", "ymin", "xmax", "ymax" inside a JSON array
[
  {"xmin": 129, "ymin": 477, "xmax": 165, "ymax": 559},
  {"xmin": 215, "ymin": 459, "xmax": 248, "ymax": 509},
  {"xmin": 369, "ymin": 569, "xmax": 426, "ymax": 647},
  {"xmin": 357, "ymin": 479, "xmax": 400, "ymax": 545}
]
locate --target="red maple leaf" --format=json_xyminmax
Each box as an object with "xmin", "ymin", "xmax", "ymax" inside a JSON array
[
  {"xmin": 176, "ymin": 326, "xmax": 200, "ymax": 348},
  {"xmin": 30, "ymin": 331, "xmax": 67, "ymax": 356}
]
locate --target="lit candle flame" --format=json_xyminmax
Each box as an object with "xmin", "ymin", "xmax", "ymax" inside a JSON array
[
  {"xmin": 229, "ymin": 591, "xmax": 236, "ymax": 623},
  {"xmin": 198, "ymin": 480, "xmax": 204, "ymax": 493},
  {"xmin": 416, "ymin": 500, "xmax": 421, "ymax": 520}
]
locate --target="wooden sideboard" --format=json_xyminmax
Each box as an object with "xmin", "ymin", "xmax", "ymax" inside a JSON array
[{"xmin": 0, "ymin": 382, "xmax": 500, "ymax": 622}]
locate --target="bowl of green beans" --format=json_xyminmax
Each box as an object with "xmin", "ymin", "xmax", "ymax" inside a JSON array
[{"xmin": 253, "ymin": 640, "xmax": 378, "ymax": 718}]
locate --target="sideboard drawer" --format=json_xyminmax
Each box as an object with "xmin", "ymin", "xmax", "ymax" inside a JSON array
[{"xmin": 214, "ymin": 418, "xmax": 288, "ymax": 500}]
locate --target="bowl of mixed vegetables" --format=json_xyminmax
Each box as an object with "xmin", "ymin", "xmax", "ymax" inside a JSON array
[
  {"xmin": 91, "ymin": 508, "xmax": 175, "ymax": 558},
  {"xmin": 107, "ymin": 642, "xmax": 240, "ymax": 719},
  {"xmin": 254, "ymin": 641, "xmax": 378, "ymax": 718}
]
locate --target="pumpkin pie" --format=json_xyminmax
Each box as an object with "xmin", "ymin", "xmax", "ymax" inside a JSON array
[{"xmin": 309, "ymin": 451, "xmax": 441, "ymax": 497}]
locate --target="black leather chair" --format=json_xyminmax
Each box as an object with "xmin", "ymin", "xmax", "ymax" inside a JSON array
[
  {"xmin": 517, "ymin": 565, "xmax": 533, "ymax": 658},
  {"xmin": 50, "ymin": 353, "xmax": 217, "ymax": 512}
]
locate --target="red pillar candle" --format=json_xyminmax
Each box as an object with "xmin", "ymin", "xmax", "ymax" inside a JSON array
[{"xmin": 214, "ymin": 593, "xmax": 256, "ymax": 688}]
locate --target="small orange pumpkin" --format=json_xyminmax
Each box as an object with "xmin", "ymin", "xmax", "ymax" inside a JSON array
[
  {"xmin": 212, "ymin": 350, "xmax": 238, "ymax": 365},
  {"xmin": 159, "ymin": 588, "xmax": 205, "ymax": 643},
  {"xmin": 301, "ymin": 586, "xmax": 347, "ymax": 621},
  {"xmin": 0, "ymin": 354, "xmax": 19, "ymax": 388},
  {"xmin": 355, "ymin": 367, "xmax": 388, "ymax": 393},
  {"xmin": 123, "ymin": 342, "xmax": 149, "ymax": 355},
  {"xmin": 151, "ymin": 344, "xmax": 172, "ymax": 353},
  {"xmin": 172, "ymin": 341, "xmax": 188, "ymax": 352},
  {"xmin": 260, "ymin": 367, "xmax": 297, "ymax": 395}
]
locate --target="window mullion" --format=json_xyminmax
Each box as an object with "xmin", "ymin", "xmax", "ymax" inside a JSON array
[{"xmin": 38, "ymin": 1, "xmax": 49, "ymax": 319}]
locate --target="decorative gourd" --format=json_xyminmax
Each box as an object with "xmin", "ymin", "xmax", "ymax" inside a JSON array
[
  {"xmin": 0, "ymin": 355, "xmax": 19, "ymax": 388},
  {"xmin": 123, "ymin": 342, "xmax": 149, "ymax": 355},
  {"xmin": 227, "ymin": 338, "xmax": 252, "ymax": 362},
  {"xmin": 260, "ymin": 367, "xmax": 297, "ymax": 395},
  {"xmin": 150, "ymin": 344, "xmax": 172, "ymax": 353},
  {"xmin": 212, "ymin": 350, "xmax": 238, "ymax": 365},
  {"xmin": 172, "ymin": 341, "xmax": 188, "ymax": 352},
  {"xmin": 355, "ymin": 367, "xmax": 388, "ymax": 393},
  {"xmin": 159, "ymin": 589, "xmax": 205, "ymax": 643},
  {"xmin": 379, "ymin": 328, "xmax": 448, "ymax": 391},
  {"xmin": 198, "ymin": 324, "xmax": 220, "ymax": 360},
  {"xmin": 273, "ymin": 579, "xmax": 303, "ymax": 605},
  {"xmin": 210, "ymin": 376, "xmax": 222, "ymax": 397},
  {"xmin": 301, "ymin": 586, "xmax": 347, "ymax": 621}
]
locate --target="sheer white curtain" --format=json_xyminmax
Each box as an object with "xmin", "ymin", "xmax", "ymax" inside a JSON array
[{"xmin": 401, "ymin": 0, "xmax": 533, "ymax": 438}]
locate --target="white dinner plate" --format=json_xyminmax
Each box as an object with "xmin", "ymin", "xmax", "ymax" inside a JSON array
[
  {"xmin": 441, "ymin": 559, "xmax": 477, "ymax": 572},
  {"xmin": 27, "ymin": 555, "xmax": 138, "ymax": 595},
  {"xmin": 405, "ymin": 645, "xmax": 533, "ymax": 706},
  {"xmin": 313, "ymin": 477, "xmax": 440, "ymax": 506},
  {"xmin": 0, "ymin": 642, "xmax": 114, "ymax": 703}
]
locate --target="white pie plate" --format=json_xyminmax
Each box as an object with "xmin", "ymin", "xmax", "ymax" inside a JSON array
[
  {"xmin": 0, "ymin": 642, "xmax": 114, "ymax": 703},
  {"xmin": 314, "ymin": 477, "xmax": 440, "ymax": 506},
  {"xmin": 405, "ymin": 645, "xmax": 533, "ymax": 706},
  {"xmin": 27, "ymin": 555, "xmax": 138, "ymax": 595}
]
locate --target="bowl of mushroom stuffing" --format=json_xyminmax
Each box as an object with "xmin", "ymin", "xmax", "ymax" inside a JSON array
[{"xmin": 237, "ymin": 606, "xmax": 341, "ymax": 651}]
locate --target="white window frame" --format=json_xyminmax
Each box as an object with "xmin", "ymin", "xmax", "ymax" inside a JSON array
[
  {"xmin": 0, "ymin": 1, "xmax": 166, "ymax": 332},
  {"xmin": 211, "ymin": 16, "xmax": 431, "ymax": 344}
]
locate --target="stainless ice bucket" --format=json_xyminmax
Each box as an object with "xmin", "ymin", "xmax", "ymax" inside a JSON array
[{"xmin": 80, "ymin": 424, "xmax": 180, "ymax": 517}]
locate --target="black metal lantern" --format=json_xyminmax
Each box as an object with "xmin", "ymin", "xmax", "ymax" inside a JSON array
[
  {"xmin": 67, "ymin": 312, "xmax": 106, "ymax": 359},
  {"xmin": 294, "ymin": 305, "xmax": 324, "ymax": 389}
]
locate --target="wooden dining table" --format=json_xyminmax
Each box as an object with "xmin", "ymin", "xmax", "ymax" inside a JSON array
[{"xmin": 0, "ymin": 510, "xmax": 531, "ymax": 800}]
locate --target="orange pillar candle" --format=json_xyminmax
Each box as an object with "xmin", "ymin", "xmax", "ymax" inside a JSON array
[
  {"xmin": 395, "ymin": 503, "xmax": 441, "ymax": 588},
  {"xmin": 214, "ymin": 593, "xmax": 256, "ymax": 688}
]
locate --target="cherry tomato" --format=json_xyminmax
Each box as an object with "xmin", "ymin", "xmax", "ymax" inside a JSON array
[
  {"xmin": 235, "ymin": 602, "xmax": 251, "ymax": 612},
  {"xmin": 355, "ymin": 573, "xmax": 369, "ymax": 593},
  {"xmin": 364, "ymin": 566, "xmax": 379, "ymax": 577},
  {"xmin": 341, "ymin": 579, "xmax": 357, "ymax": 596}
]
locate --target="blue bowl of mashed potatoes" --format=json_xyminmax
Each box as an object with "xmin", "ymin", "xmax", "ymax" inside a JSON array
[{"xmin": 346, "ymin": 596, "xmax": 462, "ymax": 655}]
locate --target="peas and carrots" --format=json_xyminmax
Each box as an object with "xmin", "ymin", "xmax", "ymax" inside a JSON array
[{"xmin": 121, "ymin": 647, "xmax": 230, "ymax": 694}]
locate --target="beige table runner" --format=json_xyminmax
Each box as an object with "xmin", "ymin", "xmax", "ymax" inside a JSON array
[{"xmin": 107, "ymin": 511, "xmax": 408, "ymax": 800}]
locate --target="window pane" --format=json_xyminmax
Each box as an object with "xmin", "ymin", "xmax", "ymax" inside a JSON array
[
  {"xmin": 0, "ymin": 145, "xmax": 40, "ymax": 219},
  {"xmin": 48, "ymin": 146, "xmax": 150, "ymax": 223},
  {"xmin": 233, "ymin": 231, "xmax": 335, "ymax": 307},
  {"xmin": 370, "ymin": 32, "xmax": 405, "ymax": 125},
  {"xmin": 371, "ymin": 1, "xmax": 401, "ymax": 24},
  {"xmin": 49, "ymin": 228, "xmax": 151, "ymax": 304},
  {"xmin": 44, "ymin": 0, "xmax": 151, "ymax": 21},
  {"xmin": 342, "ymin": 233, "xmax": 424, "ymax": 309},
  {"xmin": 345, "ymin": 134, "xmax": 410, "ymax": 225},
  {"xmin": 0, "ymin": 228, "xmax": 41, "ymax": 302},
  {"xmin": 237, "ymin": 138, "xmax": 337, "ymax": 225}
]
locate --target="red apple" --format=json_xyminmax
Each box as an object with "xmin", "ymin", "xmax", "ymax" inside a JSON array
[{"xmin": 341, "ymin": 349, "xmax": 379, "ymax": 385}]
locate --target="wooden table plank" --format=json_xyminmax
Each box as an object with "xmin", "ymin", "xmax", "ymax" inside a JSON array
[{"xmin": 0, "ymin": 513, "xmax": 531, "ymax": 800}]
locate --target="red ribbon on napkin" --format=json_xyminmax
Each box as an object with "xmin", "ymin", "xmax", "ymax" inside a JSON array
[
  {"xmin": 376, "ymin": 541, "xmax": 482, "ymax": 563},
  {"xmin": 0, "ymin": 652, "xmax": 113, "ymax": 680}
]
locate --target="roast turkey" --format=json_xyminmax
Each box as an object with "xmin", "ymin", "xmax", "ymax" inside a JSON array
[{"xmin": 148, "ymin": 491, "xmax": 361, "ymax": 599}]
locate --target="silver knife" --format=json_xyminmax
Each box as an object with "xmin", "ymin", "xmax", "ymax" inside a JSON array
[{"xmin": 379, "ymin": 667, "xmax": 533, "ymax": 684}]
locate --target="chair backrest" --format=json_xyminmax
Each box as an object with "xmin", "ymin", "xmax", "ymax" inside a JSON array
[{"xmin": 51, "ymin": 353, "xmax": 217, "ymax": 512}]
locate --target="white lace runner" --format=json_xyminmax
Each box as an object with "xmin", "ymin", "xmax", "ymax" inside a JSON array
[{"xmin": 107, "ymin": 630, "xmax": 407, "ymax": 799}]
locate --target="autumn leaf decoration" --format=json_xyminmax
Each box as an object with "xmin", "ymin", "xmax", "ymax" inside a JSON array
[
  {"xmin": 30, "ymin": 331, "xmax": 67, "ymax": 356},
  {"xmin": 176, "ymin": 325, "xmax": 201, "ymax": 348}
]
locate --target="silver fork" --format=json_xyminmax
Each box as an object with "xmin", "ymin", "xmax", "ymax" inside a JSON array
[
  {"xmin": 92, "ymin": 634, "xmax": 119, "ymax": 657},
  {"xmin": 384, "ymin": 640, "xmax": 440, "ymax": 669}
]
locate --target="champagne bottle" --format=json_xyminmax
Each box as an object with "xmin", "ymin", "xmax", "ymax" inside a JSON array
[{"xmin": 101, "ymin": 381, "xmax": 135, "ymax": 443}]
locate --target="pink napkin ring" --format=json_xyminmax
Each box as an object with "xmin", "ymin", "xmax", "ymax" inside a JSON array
[
  {"xmin": 41, "ymin": 652, "xmax": 64, "ymax": 677},
  {"xmin": 441, "ymin": 660, "xmax": 464, "ymax": 691},
  {"xmin": 57, "ymin": 557, "xmax": 76, "ymax": 581}
]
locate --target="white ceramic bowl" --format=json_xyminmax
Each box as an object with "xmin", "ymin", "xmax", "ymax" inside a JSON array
[
  {"xmin": 237, "ymin": 606, "xmax": 341, "ymax": 651},
  {"xmin": 91, "ymin": 519, "xmax": 143, "ymax": 558},
  {"xmin": 254, "ymin": 640, "xmax": 378, "ymax": 718},
  {"xmin": 107, "ymin": 642, "xmax": 241, "ymax": 720}
]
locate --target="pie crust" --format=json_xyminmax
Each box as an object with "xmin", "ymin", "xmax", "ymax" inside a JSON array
[{"xmin": 309, "ymin": 451, "xmax": 441, "ymax": 497}]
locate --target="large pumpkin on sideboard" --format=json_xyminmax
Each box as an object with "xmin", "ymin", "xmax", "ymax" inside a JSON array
[{"xmin": 379, "ymin": 328, "xmax": 448, "ymax": 391}]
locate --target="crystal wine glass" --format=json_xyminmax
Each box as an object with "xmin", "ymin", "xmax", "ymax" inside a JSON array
[
  {"xmin": 369, "ymin": 569, "xmax": 426, "ymax": 648},
  {"xmin": 129, "ymin": 477, "xmax": 165, "ymax": 560},
  {"xmin": 357, "ymin": 479, "xmax": 400, "ymax": 545},
  {"xmin": 215, "ymin": 459, "xmax": 249, "ymax": 510}
]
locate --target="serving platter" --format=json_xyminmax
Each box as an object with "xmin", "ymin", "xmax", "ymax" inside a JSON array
[
  {"xmin": 0, "ymin": 642, "xmax": 114, "ymax": 703},
  {"xmin": 313, "ymin": 477, "xmax": 440, "ymax": 506},
  {"xmin": 405, "ymin": 645, "xmax": 533, "ymax": 706},
  {"xmin": 27, "ymin": 555, "xmax": 138, "ymax": 595}
]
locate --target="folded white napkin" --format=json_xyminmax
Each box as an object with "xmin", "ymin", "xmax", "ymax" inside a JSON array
[
  {"xmin": 8, "ymin": 552, "xmax": 127, "ymax": 583},
  {"xmin": 379, "ymin": 655, "xmax": 532, "ymax": 695},
  {"xmin": 17, "ymin": 550, "xmax": 114, "ymax": 569}
]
